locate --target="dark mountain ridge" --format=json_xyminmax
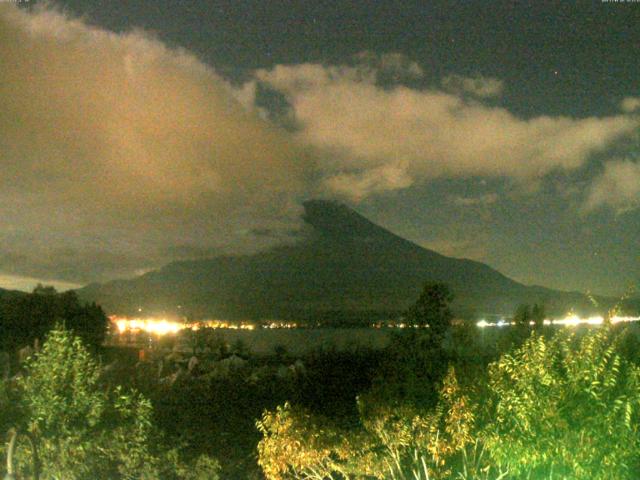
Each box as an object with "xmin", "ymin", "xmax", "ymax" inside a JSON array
[{"xmin": 78, "ymin": 200, "xmax": 609, "ymax": 321}]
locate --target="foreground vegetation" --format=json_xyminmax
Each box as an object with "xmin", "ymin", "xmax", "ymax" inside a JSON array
[
  {"xmin": 255, "ymin": 284, "xmax": 640, "ymax": 479},
  {"xmin": 258, "ymin": 325, "xmax": 640, "ymax": 479},
  {"xmin": 0, "ymin": 326, "xmax": 221, "ymax": 479},
  {"xmin": 1, "ymin": 283, "xmax": 639, "ymax": 479}
]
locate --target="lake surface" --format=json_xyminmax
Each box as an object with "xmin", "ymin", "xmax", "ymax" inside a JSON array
[
  {"xmin": 109, "ymin": 316, "xmax": 640, "ymax": 356},
  {"xmin": 214, "ymin": 327, "xmax": 393, "ymax": 354},
  {"xmin": 113, "ymin": 327, "xmax": 394, "ymax": 355}
]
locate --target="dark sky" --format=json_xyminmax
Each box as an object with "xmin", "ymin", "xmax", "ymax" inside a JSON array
[
  {"xmin": 1, "ymin": 1, "xmax": 639, "ymax": 295},
  {"xmin": 50, "ymin": 0, "xmax": 638, "ymax": 115}
]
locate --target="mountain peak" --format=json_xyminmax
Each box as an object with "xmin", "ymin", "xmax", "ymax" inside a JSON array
[
  {"xmin": 302, "ymin": 199, "xmax": 392, "ymax": 240},
  {"xmin": 77, "ymin": 199, "xmax": 601, "ymax": 320}
]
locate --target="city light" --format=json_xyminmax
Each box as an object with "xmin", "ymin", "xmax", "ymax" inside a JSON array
[
  {"xmin": 476, "ymin": 314, "xmax": 640, "ymax": 328},
  {"xmin": 110, "ymin": 313, "xmax": 640, "ymax": 336},
  {"xmin": 110, "ymin": 316, "xmax": 256, "ymax": 336}
]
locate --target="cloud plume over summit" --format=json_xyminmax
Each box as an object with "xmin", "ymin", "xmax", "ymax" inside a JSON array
[
  {"xmin": 0, "ymin": 4, "xmax": 310, "ymax": 282},
  {"xmin": 0, "ymin": 4, "xmax": 638, "ymax": 287}
]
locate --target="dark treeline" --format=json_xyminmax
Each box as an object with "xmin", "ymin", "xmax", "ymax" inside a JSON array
[{"xmin": 0, "ymin": 285, "xmax": 108, "ymax": 352}]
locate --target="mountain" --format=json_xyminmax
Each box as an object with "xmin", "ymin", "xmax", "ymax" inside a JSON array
[{"xmin": 78, "ymin": 200, "xmax": 604, "ymax": 322}]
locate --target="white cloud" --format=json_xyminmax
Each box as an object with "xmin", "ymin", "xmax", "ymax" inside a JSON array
[
  {"xmin": 322, "ymin": 164, "xmax": 414, "ymax": 202},
  {"xmin": 452, "ymin": 193, "xmax": 499, "ymax": 206},
  {"xmin": 621, "ymin": 97, "xmax": 640, "ymax": 113},
  {"xmin": 254, "ymin": 62, "xmax": 638, "ymax": 200},
  {"xmin": 441, "ymin": 74, "xmax": 504, "ymax": 98},
  {"xmin": 585, "ymin": 160, "xmax": 640, "ymax": 213},
  {"xmin": 2, "ymin": 2, "xmax": 638, "ymax": 285},
  {"xmin": 0, "ymin": 4, "xmax": 311, "ymax": 282}
]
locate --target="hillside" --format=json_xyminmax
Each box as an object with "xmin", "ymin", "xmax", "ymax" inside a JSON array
[{"xmin": 78, "ymin": 200, "xmax": 603, "ymax": 321}]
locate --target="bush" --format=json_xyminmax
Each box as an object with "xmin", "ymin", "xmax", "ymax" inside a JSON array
[
  {"xmin": 7, "ymin": 325, "xmax": 220, "ymax": 479},
  {"xmin": 256, "ymin": 368, "xmax": 475, "ymax": 480},
  {"xmin": 257, "ymin": 401, "xmax": 361, "ymax": 480},
  {"xmin": 359, "ymin": 367, "xmax": 475, "ymax": 479},
  {"xmin": 482, "ymin": 327, "xmax": 640, "ymax": 479}
]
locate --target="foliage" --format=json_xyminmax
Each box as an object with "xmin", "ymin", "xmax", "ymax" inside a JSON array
[
  {"xmin": 508, "ymin": 303, "xmax": 549, "ymax": 350},
  {"xmin": 371, "ymin": 330, "xmax": 449, "ymax": 408},
  {"xmin": 512, "ymin": 305, "xmax": 530, "ymax": 327},
  {"xmin": 257, "ymin": 368, "xmax": 475, "ymax": 480},
  {"xmin": 406, "ymin": 282, "xmax": 454, "ymax": 338},
  {"xmin": 369, "ymin": 283, "xmax": 456, "ymax": 409},
  {"xmin": 530, "ymin": 303, "xmax": 545, "ymax": 328},
  {"xmin": 231, "ymin": 338, "xmax": 251, "ymax": 357},
  {"xmin": 256, "ymin": 324, "xmax": 640, "ymax": 480},
  {"xmin": 257, "ymin": 401, "xmax": 361, "ymax": 480},
  {"xmin": 174, "ymin": 453, "xmax": 222, "ymax": 480},
  {"xmin": 8, "ymin": 326, "xmax": 220, "ymax": 480},
  {"xmin": 483, "ymin": 327, "xmax": 640, "ymax": 479},
  {"xmin": 0, "ymin": 286, "xmax": 107, "ymax": 350},
  {"xmin": 359, "ymin": 367, "xmax": 475, "ymax": 480}
]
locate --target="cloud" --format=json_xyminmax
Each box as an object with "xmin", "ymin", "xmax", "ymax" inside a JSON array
[
  {"xmin": 253, "ymin": 62, "xmax": 639, "ymax": 200},
  {"xmin": 322, "ymin": 164, "xmax": 414, "ymax": 202},
  {"xmin": 441, "ymin": 74, "xmax": 504, "ymax": 98},
  {"xmin": 421, "ymin": 236, "xmax": 490, "ymax": 262},
  {"xmin": 2, "ymin": 3, "xmax": 638, "ymax": 287},
  {"xmin": 585, "ymin": 159, "xmax": 640, "ymax": 213},
  {"xmin": 621, "ymin": 97, "xmax": 640, "ymax": 113},
  {"xmin": 452, "ymin": 193, "xmax": 499, "ymax": 206},
  {"xmin": 0, "ymin": 4, "xmax": 311, "ymax": 283}
]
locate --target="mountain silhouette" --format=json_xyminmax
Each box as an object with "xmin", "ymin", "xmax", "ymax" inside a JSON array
[{"xmin": 78, "ymin": 200, "xmax": 601, "ymax": 321}]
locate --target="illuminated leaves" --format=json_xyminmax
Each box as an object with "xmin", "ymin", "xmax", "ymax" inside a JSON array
[
  {"xmin": 256, "ymin": 402, "xmax": 357, "ymax": 480},
  {"xmin": 14, "ymin": 326, "xmax": 221, "ymax": 479},
  {"xmin": 257, "ymin": 368, "xmax": 475, "ymax": 480},
  {"xmin": 484, "ymin": 327, "xmax": 640, "ymax": 479}
]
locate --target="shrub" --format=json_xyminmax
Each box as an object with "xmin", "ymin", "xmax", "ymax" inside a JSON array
[
  {"xmin": 256, "ymin": 401, "xmax": 361, "ymax": 480},
  {"xmin": 359, "ymin": 367, "xmax": 475, "ymax": 479},
  {"xmin": 7, "ymin": 325, "xmax": 220, "ymax": 479},
  {"xmin": 257, "ymin": 368, "xmax": 475, "ymax": 480},
  {"xmin": 483, "ymin": 327, "xmax": 640, "ymax": 479}
]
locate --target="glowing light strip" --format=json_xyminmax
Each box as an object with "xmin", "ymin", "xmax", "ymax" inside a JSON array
[
  {"xmin": 475, "ymin": 314, "xmax": 640, "ymax": 328},
  {"xmin": 109, "ymin": 313, "xmax": 640, "ymax": 335},
  {"xmin": 110, "ymin": 316, "xmax": 257, "ymax": 336}
]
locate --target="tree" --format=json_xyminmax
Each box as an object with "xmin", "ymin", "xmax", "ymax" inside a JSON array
[
  {"xmin": 256, "ymin": 402, "xmax": 359, "ymax": 480},
  {"xmin": 9, "ymin": 326, "xmax": 220, "ymax": 479},
  {"xmin": 407, "ymin": 282, "xmax": 454, "ymax": 339},
  {"xmin": 231, "ymin": 338, "xmax": 250, "ymax": 358},
  {"xmin": 513, "ymin": 304, "xmax": 531, "ymax": 327},
  {"xmin": 0, "ymin": 287, "xmax": 108, "ymax": 351},
  {"xmin": 369, "ymin": 282, "xmax": 455, "ymax": 408},
  {"xmin": 32, "ymin": 284, "xmax": 57, "ymax": 296},
  {"xmin": 531, "ymin": 303, "xmax": 545, "ymax": 329},
  {"xmin": 257, "ymin": 368, "xmax": 476, "ymax": 480}
]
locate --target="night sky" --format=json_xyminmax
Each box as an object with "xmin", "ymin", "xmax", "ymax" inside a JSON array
[{"xmin": 1, "ymin": 1, "xmax": 639, "ymax": 295}]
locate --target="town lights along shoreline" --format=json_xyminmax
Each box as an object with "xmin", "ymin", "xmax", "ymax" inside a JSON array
[
  {"xmin": 112, "ymin": 317, "xmax": 257, "ymax": 335},
  {"xmin": 476, "ymin": 314, "xmax": 640, "ymax": 328},
  {"xmin": 110, "ymin": 316, "xmax": 301, "ymax": 336},
  {"xmin": 110, "ymin": 314, "xmax": 640, "ymax": 336}
]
